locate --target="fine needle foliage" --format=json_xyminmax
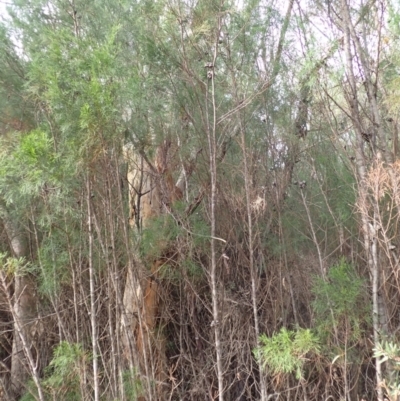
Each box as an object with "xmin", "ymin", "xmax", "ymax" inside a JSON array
[
  {"xmin": 254, "ymin": 327, "xmax": 320, "ymax": 380},
  {"xmin": 1, "ymin": 0, "xmax": 400, "ymax": 400},
  {"xmin": 312, "ymin": 259, "xmax": 369, "ymax": 344},
  {"xmin": 21, "ymin": 342, "xmax": 89, "ymax": 401},
  {"xmin": 42, "ymin": 342, "xmax": 88, "ymax": 401}
]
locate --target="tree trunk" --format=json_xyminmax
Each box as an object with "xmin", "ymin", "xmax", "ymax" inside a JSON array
[
  {"xmin": 122, "ymin": 141, "xmax": 182, "ymax": 400},
  {"xmin": 2, "ymin": 214, "xmax": 39, "ymax": 400},
  {"xmin": 340, "ymin": 2, "xmax": 384, "ymax": 398}
]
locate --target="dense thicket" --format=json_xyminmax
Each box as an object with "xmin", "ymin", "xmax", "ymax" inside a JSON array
[{"xmin": 0, "ymin": 0, "xmax": 400, "ymax": 400}]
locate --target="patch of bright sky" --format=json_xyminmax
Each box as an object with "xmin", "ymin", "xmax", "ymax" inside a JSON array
[{"xmin": 0, "ymin": 1, "xmax": 10, "ymax": 21}]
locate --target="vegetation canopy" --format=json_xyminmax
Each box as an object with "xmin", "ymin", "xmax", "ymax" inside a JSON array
[{"xmin": 0, "ymin": 0, "xmax": 400, "ymax": 401}]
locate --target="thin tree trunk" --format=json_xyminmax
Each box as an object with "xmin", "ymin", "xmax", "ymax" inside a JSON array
[
  {"xmin": 340, "ymin": 3, "xmax": 384, "ymax": 399},
  {"xmin": 0, "ymin": 270, "xmax": 44, "ymax": 401},
  {"xmin": 206, "ymin": 18, "xmax": 224, "ymax": 400},
  {"xmin": 236, "ymin": 100, "xmax": 267, "ymax": 401},
  {"xmin": 86, "ymin": 175, "xmax": 99, "ymax": 401}
]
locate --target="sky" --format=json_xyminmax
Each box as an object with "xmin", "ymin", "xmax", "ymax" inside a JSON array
[{"xmin": 0, "ymin": 1, "xmax": 10, "ymax": 21}]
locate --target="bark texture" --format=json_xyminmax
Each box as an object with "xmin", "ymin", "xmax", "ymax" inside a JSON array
[
  {"xmin": 2, "ymin": 215, "xmax": 38, "ymax": 400},
  {"xmin": 122, "ymin": 141, "xmax": 182, "ymax": 400}
]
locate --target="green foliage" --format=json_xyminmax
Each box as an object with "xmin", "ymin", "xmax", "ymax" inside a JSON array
[
  {"xmin": 26, "ymin": 21, "xmax": 123, "ymax": 165},
  {"xmin": 0, "ymin": 253, "xmax": 31, "ymax": 276},
  {"xmin": 375, "ymin": 341, "xmax": 400, "ymax": 364},
  {"xmin": 159, "ymin": 263, "xmax": 180, "ymax": 283},
  {"xmin": 159, "ymin": 259, "xmax": 204, "ymax": 284},
  {"xmin": 182, "ymin": 259, "xmax": 204, "ymax": 281},
  {"xmin": 0, "ymin": 22, "xmax": 31, "ymax": 133},
  {"xmin": 122, "ymin": 368, "xmax": 143, "ymax": 400},
  {"xmin": 37, "ymin": 240, "xmax": 71, "ymax": 296},
  {"xmin": 280, "ymin": 135, "xmax": 357, "ymax": 259},
  {"xmin": 43, "ymin": 341, "xmax": 88, "ymax": 400},
  {"xmin": 313, "ymin": 260, "xmax": 364, "ymax": 316},
  {"xmin": 0, "ymin": 0, "xmax": 392, "ymax": 399},
  {"xmin": 312, "ymin": 259, "xmax": 369, "ymax": 343},
  {"xmin": 0, "ymin": 129, "xmax": 56, "ymax": 204},
  {"xmin": 254, "ymin": 327, "xmax": 320, "ymax": 380},
  {"xmin": 18, "ymin": 129, "xmax": 52, "ymax": 165},
  {"xmin": 140, "ymin": 214, "xmax": 182, "ymax": 260},
  {"xmin": 21, "ymin": 341, "xmax": 88, "ymax": 401},
  {"xmin": 374, "ymin": 341, "xmax": 400, "ymax": 400},
  {"xmin": 188, "ymin": 212, "xmax": 211, "ymax": 251},
  {"xmin": 19, "ymin": 382, "xmax": 38, "ymax": 401}
]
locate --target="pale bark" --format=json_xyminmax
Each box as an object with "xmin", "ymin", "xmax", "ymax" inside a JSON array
[
  {"xmin": 206, "ymin": 16, "xmax": 224, "ymax": 399},
  {"xmin": 86, "ymin": 176, "xmax": 99, "ymax": 401},
  {"xmin": 122, "ymin": 141, "xmax": 183, "ymax": 400},
  {"xmin": 340, "ymin": 2, "xmax": 384, "ymax": 399},
  {"xmin": 1, "ymin": 213, "xmax": 42, "ymax": 401}
]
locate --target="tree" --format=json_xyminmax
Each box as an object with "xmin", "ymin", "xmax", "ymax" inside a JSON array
[{"xmin": 2, "ymin": 0, "xmax": 400, "ymax": 400}]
